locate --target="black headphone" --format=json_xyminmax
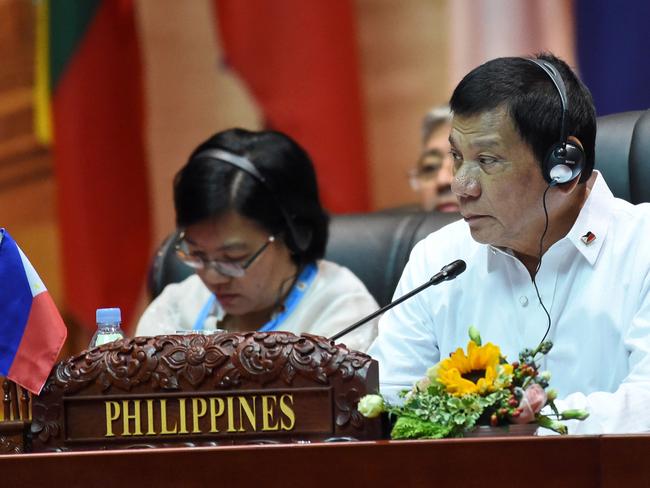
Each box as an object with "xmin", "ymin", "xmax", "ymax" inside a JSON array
[
  {"xmin": 193, "ymin": 148, "xmax": 312, "ymax": 253},
  {"xmin": 527, "ymin": 58, "xmax": 585, "ymax": 186}
]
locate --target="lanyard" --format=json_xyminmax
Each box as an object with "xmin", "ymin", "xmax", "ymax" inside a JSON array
[
  {"xmin": 193, "ymin": 294, "xmax": 217, "ymax": 331},
  {"xmin": 258, "ymin": 263, "xmax": 318, "ymax": 332},
  {"xmin": 192, "ymin": 263, "xmax": 318, "ymax": 332}
]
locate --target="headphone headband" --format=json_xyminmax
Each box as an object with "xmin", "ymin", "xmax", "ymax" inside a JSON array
[
  {"xmin": 526, "ymin": 58, "xmax": 569, "ymax": 142},
  {"xmin": 195, "ymin": 149, "xmax": 267, "ymax": 184}
]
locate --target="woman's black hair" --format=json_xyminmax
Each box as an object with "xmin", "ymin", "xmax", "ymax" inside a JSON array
[{"xmin": 173, "ymin": 128, "xmax": 329, "ymax": 266}]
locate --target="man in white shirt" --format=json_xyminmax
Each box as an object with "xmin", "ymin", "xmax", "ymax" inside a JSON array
[{"xmin": 368, "ymin": 53, "xmax": 650, "ymax": 434}]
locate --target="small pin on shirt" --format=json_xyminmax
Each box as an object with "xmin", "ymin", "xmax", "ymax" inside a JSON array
[{"xmin": 581, "ymin": 231, "xmax": 596, "ymax": 245}]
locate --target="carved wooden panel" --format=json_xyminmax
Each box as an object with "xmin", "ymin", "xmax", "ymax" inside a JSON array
[
  {"xmin": 31, "ymin": 332, "xmax": 381, "ymax": 451},
  {"xmin": 0, "ymin": 420, "xmax": 29, "ymax": 454}
]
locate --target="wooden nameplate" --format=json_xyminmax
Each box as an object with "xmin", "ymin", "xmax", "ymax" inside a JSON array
[{"xmin": 30, "ymin": 331, "xmax": 381, "ymax": 451}]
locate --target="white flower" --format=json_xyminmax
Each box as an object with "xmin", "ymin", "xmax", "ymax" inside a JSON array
[
  {"xmin": 426, "ymin": 364, "xmax": 440, "ymax": 381},
  {"xmin": 357, "ymin": 394, "xmax": 385, "ymax": 418}
]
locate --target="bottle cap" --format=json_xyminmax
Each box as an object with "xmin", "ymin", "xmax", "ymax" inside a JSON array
[{"xmin": 96, "ymin": 308, "xmax": 121, "ymax": 325}]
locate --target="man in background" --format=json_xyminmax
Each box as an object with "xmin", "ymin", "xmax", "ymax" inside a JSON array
[{"xmin": 409, "ymin": 105, "xmax": 459, "ymax": 213}]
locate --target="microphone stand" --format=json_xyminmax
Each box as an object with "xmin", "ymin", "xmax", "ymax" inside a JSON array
[{"xmin": 329, "ymin": 259, "xmax": 466, "ymax": 341}]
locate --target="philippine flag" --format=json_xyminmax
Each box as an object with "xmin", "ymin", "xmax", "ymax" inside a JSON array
[{"xmin": 0, "ymin": 229, "xmax": 67, "ymax": 394}]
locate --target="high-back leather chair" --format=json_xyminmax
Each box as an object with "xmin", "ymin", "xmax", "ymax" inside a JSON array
[
  {"xmin": 148, "ymin": 231, "xmax": 193, "ymax": 299},
  {"xmin": 148, "ymin": 110, "xmax": 650, "ymax": 305},
  {"xmin": 594, "ymin": 109, "xmax": 650, "ymax": 203},
  {"xmin": 325, "ymin": 211, "xmax": 460, "ymax": 306}
]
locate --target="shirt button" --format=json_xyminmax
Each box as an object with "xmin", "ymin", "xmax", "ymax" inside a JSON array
[{"xmin": 519, "ymin": 296, "xmax": 528, "ymax": 307}]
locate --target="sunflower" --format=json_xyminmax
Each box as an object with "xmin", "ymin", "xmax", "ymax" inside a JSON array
[{"xmin": 436, "ymin": 341, "xmax": 513, "ymax": 396}]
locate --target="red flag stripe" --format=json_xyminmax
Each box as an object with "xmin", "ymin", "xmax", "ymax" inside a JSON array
[
  {"xmin": 52, "ymin": 0, "xmax": 151, "ymax": 330},
  {"xmin": 8, "ymin": 291, "xmax": 67, "ymax": 394}
]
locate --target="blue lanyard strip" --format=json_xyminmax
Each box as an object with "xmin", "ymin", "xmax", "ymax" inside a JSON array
[
  {"xmin": 193, "ymin": 263, "xmax": 318, "ymax": 332},
  {"xmin": 258, "ymin": 263, "xmax": 318, "ymax": 332},
  {"xmin": 193, "ymin": 294, "xmax": 216, "ymax": 331}
]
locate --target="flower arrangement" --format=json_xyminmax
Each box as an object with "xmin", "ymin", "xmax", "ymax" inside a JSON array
[{"xmin": 358, "ymin": 327, "xmax": 588, "ymax": 439}]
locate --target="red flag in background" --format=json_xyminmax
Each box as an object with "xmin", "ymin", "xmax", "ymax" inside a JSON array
[
  {"xmin": 36, "ymin": 0, "xmax": 152, "ymax": 331},
  {"xmin": 214, "ymin": 0, "xmax": 370, "ymax": 213}
]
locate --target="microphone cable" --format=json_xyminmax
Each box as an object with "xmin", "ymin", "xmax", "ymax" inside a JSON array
[{"xmin": 532, "ymin": 183, "xmax": 553, "ymax": 348}]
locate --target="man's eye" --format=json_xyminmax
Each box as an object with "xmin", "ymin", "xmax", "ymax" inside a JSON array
[
  {"xmin": 450, "ymin": 150, "xmax": 462, "ymax": 161},
  {"xmin": 419, "ymin": 164, "xmax": 441, "ymax": 176},
  {"xmin": 478, "ymin": 156, "xmax": 498, "ymax": 165}
]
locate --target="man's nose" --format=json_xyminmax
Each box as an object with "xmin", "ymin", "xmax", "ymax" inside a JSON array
[{"xmin": 451, "ymin": 164, "xmax": 481, "ymax": 198}]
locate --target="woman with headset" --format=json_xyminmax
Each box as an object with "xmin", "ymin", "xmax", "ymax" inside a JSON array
[{"xmin": 135, "ymin": 129, "xmax": 378, "ymax": 351}]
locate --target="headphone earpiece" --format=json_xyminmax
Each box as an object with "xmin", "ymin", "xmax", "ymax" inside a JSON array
[
  {"xmin": 544, "ymin": 141, "xmax": 585, "ymax": 185},
  {"xmin": 289, "ymin": 226, "xmax": 313, "ymax": 254}
]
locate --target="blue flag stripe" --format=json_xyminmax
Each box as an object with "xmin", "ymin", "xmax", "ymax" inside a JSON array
[{"xmin": 0, "ymin": 230, "xmax": 34, "ymax": 374}]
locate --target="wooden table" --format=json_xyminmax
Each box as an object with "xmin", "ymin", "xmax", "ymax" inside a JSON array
[{"xmin": 2, "ymin": 435, "xmax": 650, "ymax": 487}]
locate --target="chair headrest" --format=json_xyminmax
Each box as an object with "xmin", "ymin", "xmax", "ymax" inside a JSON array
[
  {"xmin": 325, "ymin": 210, "xmax": 460, "ymax": 305},
  {"xmin": 594, "ymin": 109, "xmax": 649, "ymax": 203}
]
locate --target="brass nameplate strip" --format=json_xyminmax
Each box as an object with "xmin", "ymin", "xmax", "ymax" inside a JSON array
[{"xmin": 62, "ymin": 387, "xmax": 333, "ymax": 443}]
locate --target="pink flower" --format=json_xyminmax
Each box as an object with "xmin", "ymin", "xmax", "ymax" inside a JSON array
[{"xmin": 512, "ymin": 384, "xmax": 548, "ymax": 424}]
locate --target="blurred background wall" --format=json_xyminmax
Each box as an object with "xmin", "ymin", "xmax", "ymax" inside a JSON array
[{"xmin": 1, "ymin": 0, "xmax": 648, "ymax": 352}]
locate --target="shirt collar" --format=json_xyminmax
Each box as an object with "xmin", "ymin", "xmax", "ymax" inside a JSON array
[
  {"xmin": 486, "ymin": 171, "xmax": 614, "ymax": 271},
  {"xmin": 563, "ymin": 171, "xmax": 612, "ymax": 266},
  {"xmin": 486, "ymin": 244, "xmax": 515, "ymax": 272}
]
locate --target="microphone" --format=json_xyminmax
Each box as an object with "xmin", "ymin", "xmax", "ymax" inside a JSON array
[{"xmin": 329, "ymin": 259, "xmax": 466, "ymax": 341}]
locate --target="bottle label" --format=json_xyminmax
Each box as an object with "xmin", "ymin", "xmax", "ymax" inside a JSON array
[{"xmin": 94, "ymin": 333, "xmax": 125, "ymax": 347}]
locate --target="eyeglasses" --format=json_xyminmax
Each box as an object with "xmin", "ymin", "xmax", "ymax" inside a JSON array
[
  {"xmin": 408, "ymin": 149, "xmax": 445, "ymax": 190},
  {"xmin": 174, "ymin": 232, "xmax": 275, "ymax": 278}
]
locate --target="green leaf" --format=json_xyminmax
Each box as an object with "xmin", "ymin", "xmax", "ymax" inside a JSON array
[
  {"xmin": 391, "ymin": 416, "xmax": 452, "ymax": 439},
  {"xmin": 537, "ymin": 414, "xmax": 568, "ymax": 435}
]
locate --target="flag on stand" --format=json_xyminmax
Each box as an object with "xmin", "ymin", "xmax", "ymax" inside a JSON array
[{"xmin": 0, "ymin": 229, "xmax": 67, "ymax": 394}]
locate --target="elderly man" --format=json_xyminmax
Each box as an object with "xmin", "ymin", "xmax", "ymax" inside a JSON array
[
  {"xmin": 369, "ymin": 53, "xmax": 650, "ymax": 434},
  {"xmin": 409, "ymin": 105, "xmax": 459, "ymax": 212}
]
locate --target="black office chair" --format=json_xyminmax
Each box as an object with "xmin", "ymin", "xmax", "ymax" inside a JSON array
[
  {"xmin": 148, "ymin": 110, "xmax": 650, "ymax": 304},
  {"xmin": 148, "ymin": 231, "xmax": 193, "ymax": 300},
  {"xmin": 324, "ymin": 211, "xmax": 460, "ymax": 306},
  {"xmin": 594, "ymin": 109, "xmax": 650, "ymax": 203}
]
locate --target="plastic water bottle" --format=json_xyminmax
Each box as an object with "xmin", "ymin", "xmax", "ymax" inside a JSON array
[{"xmin": 89, "ymin": 308, "xmax": 126, "ymax": 348}]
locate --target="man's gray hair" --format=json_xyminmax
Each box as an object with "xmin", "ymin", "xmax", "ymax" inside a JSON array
[{"xmin": 421, "ymin": 105, "xmax": 452, "ymax": 145}]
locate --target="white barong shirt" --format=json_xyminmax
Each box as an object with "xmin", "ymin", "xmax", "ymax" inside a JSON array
[
  {"xmin": 369, "ymin": 173, "xmax": 650, "ymax": 434},
  {"xmin": 137, "ymin": 260, "xmax": 378, "ymax": 352}
]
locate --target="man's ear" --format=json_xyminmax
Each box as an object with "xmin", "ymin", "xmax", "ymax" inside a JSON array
[{"xmin": 567, "ymin": 135, "xmax": 584, "ymax": 152}]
